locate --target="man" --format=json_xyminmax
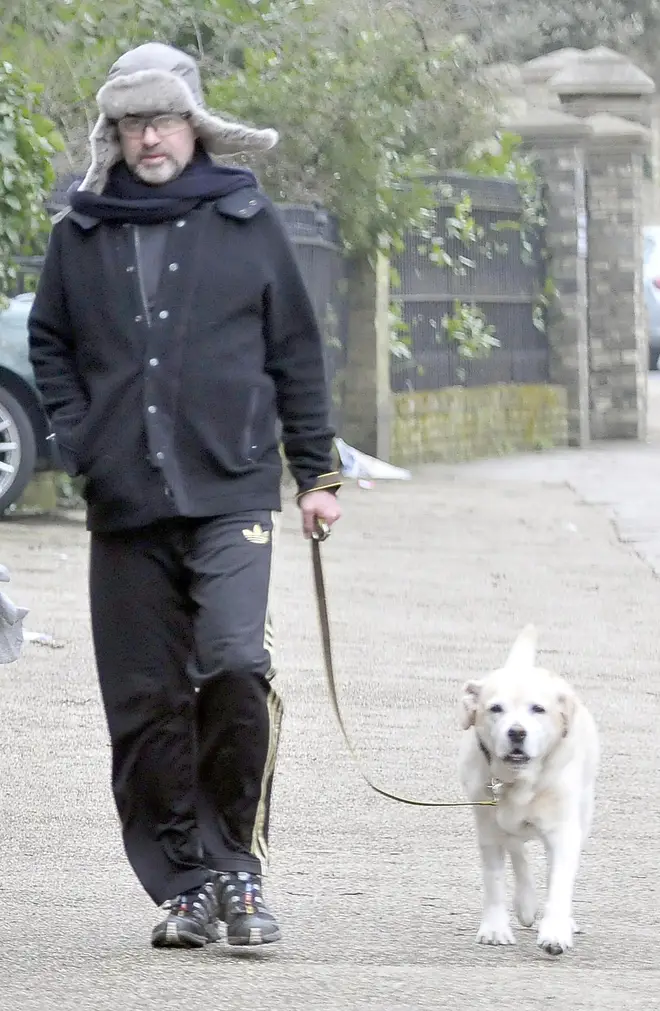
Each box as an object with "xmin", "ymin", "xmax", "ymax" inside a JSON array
[{"xmin": 28, "ymin": 42, "xmax": 341, "ymax": 950}]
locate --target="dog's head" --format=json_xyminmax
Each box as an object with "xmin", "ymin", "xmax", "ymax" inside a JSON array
[{"xmin": 459, "ymin": 625, "xmax": 576, "ymax": 769}]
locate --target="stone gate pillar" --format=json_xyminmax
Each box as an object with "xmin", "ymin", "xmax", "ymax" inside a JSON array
[
  {"xmin": 583, "ymin": 115, "xmax": 650, "ymax": 438},
  {"xmin": 341, "ymin": 253, "xmax": 392, "ymax": 458},
  {"xmin": 549, "ymin": 48, "xmax": 655, "ymax": 440},
  {"xmin": 505, "ymin": 108, "xmax": 593, "ymax": 446}
]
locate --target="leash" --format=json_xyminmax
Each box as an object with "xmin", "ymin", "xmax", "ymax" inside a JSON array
[{"xmin": 310, "ymin": 522, "xmax": 497, "ymax": 808}]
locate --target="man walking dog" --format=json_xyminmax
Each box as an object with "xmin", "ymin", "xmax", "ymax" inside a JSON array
[{"xmin": 28, "ymin": 42, "xmax": 341, "ymax": 949}]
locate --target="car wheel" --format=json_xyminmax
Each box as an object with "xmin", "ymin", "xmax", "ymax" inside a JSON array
[{"xmin": 0, "ymin": 386, "xmax": 37, "ymax": 514}]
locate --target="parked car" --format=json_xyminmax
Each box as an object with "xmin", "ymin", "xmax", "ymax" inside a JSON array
[
  {"xmin": 643, "ymin": 226, "xmax": 660, "ymax": 370},
  {"xmin": 0, "ymin": 292, "xmax": 59, "ymax": 513}
]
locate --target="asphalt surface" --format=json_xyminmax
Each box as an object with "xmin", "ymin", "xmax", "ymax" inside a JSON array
[{"xmin": 2, "ymin": 382, "xmax": 660, "ymax": 1009}]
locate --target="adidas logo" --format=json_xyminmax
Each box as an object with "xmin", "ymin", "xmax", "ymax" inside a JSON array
[{"xmin": 242, "ymin": 523, "xmax": 270, "ymax": 545}]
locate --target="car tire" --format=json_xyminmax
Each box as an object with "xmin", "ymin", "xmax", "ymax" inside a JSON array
[{"xmin": 0, "ymin": 386, "xmax": 37, "ymax": 514}]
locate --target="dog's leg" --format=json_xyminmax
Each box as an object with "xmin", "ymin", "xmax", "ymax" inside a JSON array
[
  {"xmin": 474, "ymin": 812, "xmax": 515, "ymax": 945},
  {"xmin": 569, "ymin": 776, "xmax": 595, "ymax": 939},
  {"xmin": 509, "ymin": 842, "xmax": 537, "ymax": 927},
  {"xmin": 537, "ymin": 824, "xmax": 582, "ymax": 955},
  {"xmin": 543, "ymin": 844, "xmax": 580, "ymax": 933}
]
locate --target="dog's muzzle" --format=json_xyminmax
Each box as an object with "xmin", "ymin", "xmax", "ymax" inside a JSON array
[{"xmin": 503, "ymin": 724, "xmax": 531, "ymax": 764}]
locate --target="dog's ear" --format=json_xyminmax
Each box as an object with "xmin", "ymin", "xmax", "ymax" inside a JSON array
[
  {"xmin": 460, "ymin": 679, "xmax": 483, "ymax": 730},
  {"xmin": 557, "ymin": 686, "xmax": 577, "ymax": 738}
]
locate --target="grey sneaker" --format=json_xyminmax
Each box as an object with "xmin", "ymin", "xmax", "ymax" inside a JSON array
[
  {"xmin": 151, "ymin": 880, "xmax": 220, "ymax": 948},
  {"xmin": 215, "ymin": 871, "xmax": 281, "ymax": 946}
]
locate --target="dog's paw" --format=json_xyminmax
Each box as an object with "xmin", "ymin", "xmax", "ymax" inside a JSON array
[
  {"xmin": 536, "ymin": 916, "xmax": 573, "ymax": 956},
  {"xmin": 514, "ymin": 885, "xmax": 537, "ymax": 928},
  {"xmin": 476, "ymin": 914, "xmax": 516, "ymax": 946}
]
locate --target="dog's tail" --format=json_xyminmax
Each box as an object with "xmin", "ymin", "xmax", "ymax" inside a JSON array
[{"xmin": 504, "ymin": 624, "xmax": 538, "ymax": 670}]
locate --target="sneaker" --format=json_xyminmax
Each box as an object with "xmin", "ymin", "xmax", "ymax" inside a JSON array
[
  {"xmin": 151, "ymin": 880, "xmax": 220, "ymax": 948},
  {"xmin": 215, "ymin": 871, "xmax": 281, "ymax": 946}
]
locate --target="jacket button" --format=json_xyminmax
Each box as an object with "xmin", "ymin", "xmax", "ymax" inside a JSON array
[
  {"xmin": 176, "ymin": 220, "xmax": 186, "ymax": 228},
  {"xmin": 149, "ymin": 358, "xmax": 159, "ymax": 367},
  {"xmin": 148, "ymin": 405, "xmax": 157, "ymax": 414},
  {"xmin": 168, "ymin": 262, "xmax": 179, "ymax": 271},
  {"xmin": 135, "ymin": 314, "xmax": 143, "ymax": 322},
  {"xmin": 126, "ymin": 265, "xmax": 135, "ymax": 273},
  {"xmin": 248, "ymin": 199, "xmax": 257, "ymax": 206},
  {"xmin": 158, "ymin": 310, "xmax": 169, "ymax": 320},
  {"xmin": 156, "ymin": 451, "xmax": 165, "ymax": 461}
]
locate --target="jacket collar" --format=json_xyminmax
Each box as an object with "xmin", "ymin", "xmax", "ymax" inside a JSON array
[{"xmin": 213, "ymin": 188, "xmax": 265, "ymax": 220}]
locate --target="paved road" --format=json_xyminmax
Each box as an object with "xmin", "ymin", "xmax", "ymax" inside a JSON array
[{"xmin": 2, "ymin": 394, "xmax": 660, "ymax": 1008}]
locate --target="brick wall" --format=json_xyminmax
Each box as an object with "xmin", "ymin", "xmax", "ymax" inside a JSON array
[{"xmin": 390, "ymin": 384, "xmax": 568, "ymax": 466}]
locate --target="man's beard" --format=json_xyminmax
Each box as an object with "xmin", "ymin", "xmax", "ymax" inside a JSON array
[{"xmin": 131, "ymin": 153, "xmax": 184, "ymax": 185}]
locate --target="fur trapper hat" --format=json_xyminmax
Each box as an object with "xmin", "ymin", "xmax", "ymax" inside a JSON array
[{"xmin": 78, "ymin": 42, "xmax": 279, "ymax": 194}]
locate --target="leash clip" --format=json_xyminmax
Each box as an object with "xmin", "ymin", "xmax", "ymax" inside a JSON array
[
  {"xmin": 487, "ymin": 778, "xmax": 503, "ymax": 804},
  {"xmin": 312, "ymin": 519, "xmax": 331, "ymax": 542}
]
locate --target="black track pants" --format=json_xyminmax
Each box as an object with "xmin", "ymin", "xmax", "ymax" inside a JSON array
[{"xmin": 88, "ymin": 511, "xmax": 283, "ymax": 905}]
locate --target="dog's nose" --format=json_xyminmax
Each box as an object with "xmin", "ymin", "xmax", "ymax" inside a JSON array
[{"xmin": 507, "ymin": 724, "xmax": 527, "ymax": 744}]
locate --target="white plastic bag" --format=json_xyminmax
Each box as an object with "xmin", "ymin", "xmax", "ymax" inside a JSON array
[
  {"xmin": 0, "ymin": 564, "xmax": 29, "ymax": 664},
  {"xmin": 334, "ymin": 437, "xmax": 412, "ymax": 481}
]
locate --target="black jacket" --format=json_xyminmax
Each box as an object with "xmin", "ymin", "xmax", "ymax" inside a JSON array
[{"xmin": 28, "ymin": 189, "xmax": 341, "ymax": 532}]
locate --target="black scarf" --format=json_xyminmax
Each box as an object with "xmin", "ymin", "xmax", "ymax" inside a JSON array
[{"xmin": 69, "ymin": 148, "xmax": 257, "ymax": 224}]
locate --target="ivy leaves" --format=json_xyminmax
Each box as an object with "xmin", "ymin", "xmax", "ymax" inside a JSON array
[
  {"xmin": 207, "ymin": 7, "xmax": 492, "ymax": 254},
  {"xmin": 0, "ymin": 62, "xmax": 63, "ymax": 305}
]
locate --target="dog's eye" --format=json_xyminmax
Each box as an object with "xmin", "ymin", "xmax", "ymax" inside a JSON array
[
  {"xmin": 488, "ymin": 703, "xmax": 503, "ymax": 714},
  {"xmin": 530, "ymin": 704, "xmax": 546, "ymax": 714}
]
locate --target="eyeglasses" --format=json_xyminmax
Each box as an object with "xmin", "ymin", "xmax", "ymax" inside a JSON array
[{"xmin": 116, "ymin": 113, "xmax": 191, "ymax": 138}]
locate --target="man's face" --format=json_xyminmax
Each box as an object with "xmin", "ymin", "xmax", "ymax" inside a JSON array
[{"xmin": 118, "ymin": 113, "xmax": 196, "ymax": 185}]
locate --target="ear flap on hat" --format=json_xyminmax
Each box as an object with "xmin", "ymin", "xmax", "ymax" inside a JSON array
[
  {"xmin": 75, "ymin": 114, "xmax": 122, "ymax": 195},
  {"xmin": 191, "ymin": 109, "xmax": 278, "ymax": 157}
]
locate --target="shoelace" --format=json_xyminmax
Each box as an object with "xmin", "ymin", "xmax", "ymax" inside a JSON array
[
  {"xmin": 218, "ymin": 873, "xmax": 267, "ymax": 917},
  {"xmin": 162, "ymin": 882, "xmax": 215, "ymax": 916}
]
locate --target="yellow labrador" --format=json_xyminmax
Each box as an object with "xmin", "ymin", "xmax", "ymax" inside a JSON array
[{"xmin": 458, "ymin": 625, "xmax": 599, "ymax": 955}]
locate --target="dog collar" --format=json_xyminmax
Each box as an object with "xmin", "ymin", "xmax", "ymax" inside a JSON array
[
  {"xmin": 477, "ymin": 735, "xmax": 492, "ymax": 764},
  {"xmin": 477, "ymin": 735, "xmax": 505, "ymax": 802}
]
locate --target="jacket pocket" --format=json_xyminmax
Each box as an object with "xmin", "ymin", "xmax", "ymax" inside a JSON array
[
  {"xmin": 241, "ymin": 387, "xmax": 260, "ymax": 463},
  {"xmin": 184, "ymin": 377, "xmax": 275, "ymax": 474},
  {"xmin": 54, "ymin": 414, "xmax": 90, "ymax": 477}
]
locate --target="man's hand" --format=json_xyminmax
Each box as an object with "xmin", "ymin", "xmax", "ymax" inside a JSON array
[{"xmin": 299, "ymin": 489, "xmax": 342, "ymax": 539}]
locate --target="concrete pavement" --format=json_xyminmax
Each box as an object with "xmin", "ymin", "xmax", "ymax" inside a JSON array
[{"xmin": 2, "ymin": 399, "xmax": 660, "ymax": 1008}]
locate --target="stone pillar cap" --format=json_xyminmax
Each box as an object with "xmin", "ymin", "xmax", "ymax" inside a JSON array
[
  {"xmin": 501, "ymin": 105, "xmax": 593, "ymax": 140},
  {"xmin": 585, "ymin": 112, "xmax": 651, "ymax": 145},
  {"xmin": 521, "ymin": 48, "xmax": 583, "ymax": 86},
  {"xmin": 549, "ymin": 46, "xmax": 655, "ymax": 96}
]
